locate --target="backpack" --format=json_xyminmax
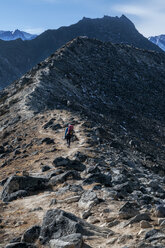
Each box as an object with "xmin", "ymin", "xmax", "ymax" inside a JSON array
[
  {"xmin": 65, "ymin": 127, "xmax": 68, "ymax": 138},
  {"xmin": 68, "ymin": 125, "xmax": 74, "ymax": 135}
]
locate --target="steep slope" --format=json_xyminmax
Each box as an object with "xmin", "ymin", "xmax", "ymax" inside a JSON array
[
  {"xmin": 0, "ymin": 37, "xmax": 165, "ymax": 247},
  {"xmin": 149, "ymin": 34, "xmax": 165, "ymax": 51},
  {"xmin": 0, "ymin": 15, "xmax": 162, "ymax": 89}
]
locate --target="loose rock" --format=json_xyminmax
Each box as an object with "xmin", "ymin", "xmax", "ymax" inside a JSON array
[
  {"xmin": 78, "ymin": 190, "xmax": 99, "ymax": 210},
  {"xmin": 49, "ymin": 233, "xmax": 83, "ymax": 248},
  {"xmin": 119, "ymin": 202, "xmax": 139, "ymax": 219}
]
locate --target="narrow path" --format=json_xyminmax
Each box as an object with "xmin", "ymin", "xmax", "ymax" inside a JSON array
[{"xmin": 38, "ymin": 112, "xmax": 88, "ymax": 159}]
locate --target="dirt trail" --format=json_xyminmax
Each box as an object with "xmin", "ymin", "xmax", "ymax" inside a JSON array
[{"xmin": 38, "ymin": 112, "xmax": 88, "ymax": 159}]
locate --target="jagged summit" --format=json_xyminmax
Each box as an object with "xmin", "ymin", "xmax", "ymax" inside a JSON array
[
  {"xmin": 0, "ymin": 29, "xmax": 37, "ymax": 41},
  {"xmin": 149, "ymin": 34, "xmax": 165, "ymax": 51}
]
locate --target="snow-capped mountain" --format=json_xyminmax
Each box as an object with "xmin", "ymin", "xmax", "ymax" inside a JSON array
[
  {"xmin": 0, "ymin": 29, "xmax": 37, "ymax": 41},
  {"xmin": 149, "ymin": 35, "xmax": 165, "ymax": 51}
]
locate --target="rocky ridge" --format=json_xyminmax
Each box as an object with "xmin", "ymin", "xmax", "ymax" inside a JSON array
[
  {"xmin": 0, "ymin": 37, "xmax": 165, "ymax": 247},
  {"xmin": 0, "ymin": 15, "xmax": 162, "ymax": 90}
]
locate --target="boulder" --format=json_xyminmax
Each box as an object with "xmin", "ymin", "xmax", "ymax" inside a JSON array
[
  {"xmin": 138, "ymin": 194, "xmax": 154, "ymax": 205},
  {"xmin": 72, "ymin": 152, "xmax": 87, "ymax": 162},
  {"xmin": 145, "ymin": 229, "xmax": 165, "ymax": 242},
  {"xmin": 83, "ymin": 172, "xmax": 112, "ymax": 187},
  {"xmin": 113, "ymin": 182, "xmax": 134, "ymax": 199},
  {"xmin": 119, "ymin": 202, "xmax": 139, "ymax": 219},
  {"xmin": 86, "ymin": 165, "xmax": 101, "ymax": 174},
  {"xmin": 1, "ymin": 175, "xmax": 48, "ymax": 202},
  {"xmin": 47, "ymin": 169, "xmax": 65, "ymax": 179},
  {"xmin": 41, "ymin": 137, "xmax": 54, "ymax": 144},
  {"xmin": 42, "ymin": 118, "xmax": 56, "ymax": 129},
  {"xmin": 39, "ymin": 209, "xmax": 110, "ymax": 244},
  {"xmin": 54, "ymin": 184, "xmax": 83, "ymax": 196},
  {"xmin": 155, "ymin": 205, "xmax": 165, "ymax": 218},
  {"xmin": 50, "ymin": 170, "xmax": 81, "ymax": 185},
  {"xmin": 53, "ymin": 157, "xmax": 70, "ymax": 167},
  {"xmin": 78, "ymin": 190, "xmax": 99, "ymax": 210},
  {"xmin": 41, "ymin": 165, "xmax": 51, "ymax": 172},
  {"xmin": 127, "ymin": 213, "xmax": 151, "ymax": 225},
  {"xmin": 51, "ymin": 124, "xmax": 62, "ymax": 131},
  {"xmin": 22, "ymin": 225, "xmax": 41, "ymax": 243},
  {"xmin": 53, "ymin": 157, "xmax": 86, "ymax": 172},
  {"xmin": 49, "ymin": 233, "xmax": 83, "ymax": 248}
]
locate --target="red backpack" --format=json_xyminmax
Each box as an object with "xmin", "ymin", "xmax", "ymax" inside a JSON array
[{"xmin": 68, "ymin": 125, "xmax": 74, "ymax": 135}]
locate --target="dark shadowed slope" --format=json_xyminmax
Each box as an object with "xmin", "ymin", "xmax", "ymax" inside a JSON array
[
  {"xmin": 1, "ymin": 37, "xmax": 165, "ymax": 171},
  {"xmin": 0, "ymin": 15, "xmax": 162, "ymax": 89}
]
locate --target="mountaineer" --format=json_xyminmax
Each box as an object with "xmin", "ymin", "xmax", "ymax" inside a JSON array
[{"xmin": 65, "ymin": 124, "xmax": 74, "ymax": 147}]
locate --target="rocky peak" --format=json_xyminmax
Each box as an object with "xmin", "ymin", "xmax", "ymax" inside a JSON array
[{"xmin": 149, "ymin": 34, "xmax": 165, "ymax": 51}]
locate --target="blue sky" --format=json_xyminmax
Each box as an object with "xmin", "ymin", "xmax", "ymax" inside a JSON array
[{"xmin": 0, "ymin": 0, "xmax": 164, "ymax": 37}]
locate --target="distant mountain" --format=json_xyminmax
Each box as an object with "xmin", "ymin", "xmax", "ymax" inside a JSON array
[
  {"xmin": 0, "ymin": 29, "xmax": 37, "ymax": 41},
  {"xmin": 0, "ymin": 15, "xmax": 162, "ymax": 89},
  {"xmin": 149, "ymin": 35, "xmax": 165, "ymax": 51}
]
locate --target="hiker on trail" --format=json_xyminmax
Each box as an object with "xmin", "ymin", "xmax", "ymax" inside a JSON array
[{"xmin": 65, "ymin": 124, "xmax": 74, "ymax": 147}]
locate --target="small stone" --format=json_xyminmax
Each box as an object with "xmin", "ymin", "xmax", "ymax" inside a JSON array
[
  {"xmin": 106, "ymin": 237, "xmax": 118, "ymax": 245},
  {"xmin": 157, "ymin": 218, "xmax": 165, "ymax": 225},
  {"xmin": 78, "ymin": 190, "xmax": 99, "ymax": 210},
  {"xmin": 65, "ymin": 196, "xmax": 81, "ymax": 203},
  {"xmin": 117, "ymin": 234, "xmax": 133, "ymax": 244},
  {"xmin": 81, "ymin": 209, "xmax": 91, "ymax": 219},
  {"xmin": 137, "ymin": 229, "xmax": 147, "ymax": 237},
  {"xmin": 14, "ymin": 149, "xmax": 21, "ymax": 155},
  {"xmin": 103, "ymin": 208, "xmax": 111, "ymax": 213},
  {"xmin": 140, "ymin": 220, "xmax": 152, "ymax": 229},
  {"xmin": 155, "ymin": 205, "xmax": 165, "ymax": 217},
  {"xmin": 87, "ymin": 216, "xmax": 100, "ymax": 224},
  {"xmin": 41, "ymin": 137, "xmax": 54, "ymax": 144},
  {"xmin": 160, "ymin": 220, "xmax": 165, "ymax": 226},
  {"xmin": 29, "ymin": 207, "xmax": 43, "ymax": 212},
  {"xmin": 41, "ymin": 165, "xmax": 51, "ymax": 172},
  {"xmin": 107, "ymin": 220, "xmax": 120, "ymax": 228},
  {"xmin": 49, "ymin": 199, "xmax": 57, "ymax": 206}
]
